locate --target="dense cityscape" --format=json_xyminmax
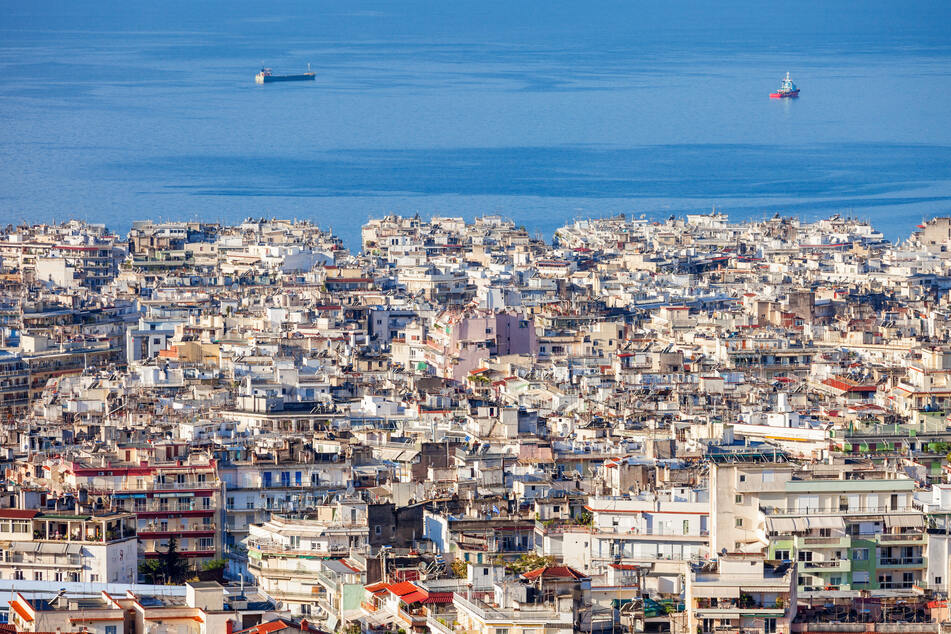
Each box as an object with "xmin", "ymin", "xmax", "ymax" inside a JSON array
[{"xmin": 0, "ymin": 212, "xmax": 948, "ymax": 632}]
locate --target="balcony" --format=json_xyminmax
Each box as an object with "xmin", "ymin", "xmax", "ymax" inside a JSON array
[
  {"xmin": 795, "ymin": 535, "xmax": 850, "ymax": 549},
  {"xmin": 878, "ymin": 532, "xmax": 925, "ymax": 544},
  {"xmin": 427, "ymin": 615, "xmax": 454, "ymax": 634},
  {"xmin": 694, "ymin": 598, "xmax": 787, "ymax": 615},
  {"xmin": 878, "ymin": 556, "xmax": 924, "ymax": 567},
  {"xmin": 801, "ymin": 559, "xmax": 850, "ymax": 572},
  {"xmin": 398, "ymin": 606, "xmax": 429, "ymax": 628},
  {"xmin": 879, "ymin": 581, "xmax": 916, "ymax": 590},
  {"xmin": 761, "ymin": 505, "xmax": 915, "ymax": 516}
]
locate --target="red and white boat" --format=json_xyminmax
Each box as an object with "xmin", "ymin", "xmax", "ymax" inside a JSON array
[{"xmin": 769, "ymin": 72, "xmax": 800, "ymax": 98}]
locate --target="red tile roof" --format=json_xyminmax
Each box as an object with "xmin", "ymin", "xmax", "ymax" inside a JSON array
[
  {"xmin": 425, "ymin": 592, "xmax": 454, "ymax": 604},
  {"xmin": 0, "ymin": 509, "xmax": 39, "ymax": 519},
  {"xmin": 822, "ymin": 377, "xmax": 876, "ymax": 393},
  {"xmin": 399, "ymin": 590, "xmax": 429, "ymax": 605},
  {"xmin": 234, "ymin": 620, "xmax": 292, "ymax": 634},
  {"xmin": 521, "ymin": 565, "xmax": 588, "ymax": 580}
]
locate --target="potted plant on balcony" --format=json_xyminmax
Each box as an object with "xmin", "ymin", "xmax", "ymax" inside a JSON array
[{"xmin": 738, "ymin": 593, "xmax": 754, "ymax": 608}]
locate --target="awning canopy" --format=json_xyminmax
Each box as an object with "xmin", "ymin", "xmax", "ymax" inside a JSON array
[
  {"xmin": 9, "ymin": 542, "xmax": 38, "ymax": 553},
  {"xmin": 765, "ymin": 517, "xmax": 807, "ymax": 533},
  {"xmin": 884, "ymin": 514, "xmax": 925, "ymax": 529},
  {"xmin": 38, "ymin": 542, "xmax": 69, "ymax": 554},
  {"xmin": 807, "ymin": 516, "xmax": 845, "ymax": 530}
]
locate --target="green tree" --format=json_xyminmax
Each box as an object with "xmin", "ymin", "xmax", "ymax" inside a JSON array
[
  {"xmin": 506, "ymin": 553, "xmax": 556, "ymax": 575},
  {"xmin": 450, "ymin": 559, "xmax": 468, "ymax": 579},
  {"xmin": 139, "ymin": 537, "xmax": 190, "ymax": 584},
  {"xmin": 202, "ymin": 558, "xmax": 227, "ymax": 572}
]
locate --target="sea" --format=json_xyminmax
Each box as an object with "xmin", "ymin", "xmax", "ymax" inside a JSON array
[{"xmin": 1, "ymin": 0, "xmax": 951, "ymax": 250}]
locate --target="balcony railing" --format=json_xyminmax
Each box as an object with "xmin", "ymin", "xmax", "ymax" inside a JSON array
[
  {"xmin": 802, "ymin": 559, "xmax": 847, "ymax": 569},
  {"xmin": 878, "ymin": 532, "xmax": 925, "ymax": 542},
  {"xmin": 761, "ymin": 505, "xmax": 915, "ymax": 515},
  {"xmin": 801, "ymin": 536, "xmax": 848, "ymax": 545},
  {"xmin": 879, "ymin": 556, "xmax": 924, "ymax": 566},
  {"xmin": 398, "ymin": 607, "xmax": 428, "ymax": 627},
  {"xmin": 696, "ymin": 600, "xmax": 786, "ymax": 611}
]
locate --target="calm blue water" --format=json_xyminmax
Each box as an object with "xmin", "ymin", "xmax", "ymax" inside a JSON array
[{"xmin": 1, "ymin": 0, "xmax": 950, "ymax": 249}]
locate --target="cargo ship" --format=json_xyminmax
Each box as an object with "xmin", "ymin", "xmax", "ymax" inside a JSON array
[
  {"xmin": 255, "ymin": 65, "xmax": 315, "ymax": 84},
  {"xmin": 769, "ymin": 72, "xmax": 799, "ymax": 98}
]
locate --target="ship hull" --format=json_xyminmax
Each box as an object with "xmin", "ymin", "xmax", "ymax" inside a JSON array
[
  {"xmin": 255, "ymin": 72, "xmax": 316, "ymax": 84},
  {"xmin": 769, "ymin": 89, "xmax": 800, "ymax": 98}
]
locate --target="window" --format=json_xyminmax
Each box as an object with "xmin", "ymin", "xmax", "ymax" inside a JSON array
[
  {"xmin": 775, "ymin": 550, "xmax": 790, "ymax": 560},
  {"xmin": 106, "ymin": 627, "xmax": 117, "ymax": 634},
  {"xmin": 226, "ymin": 497, "xmax": 234, "ymax": 510},
  {"xmin": 176, "ymin": 474, "xmax": 185, "ymax": 484},
  {"xmin": 33, "ymin": 572, "xmax": 42, "ymax": 581},
  {"xmin": 202, "ymin": 497, "xmax": 211, "ymax": 510},
  {"xmin": 765, "ymin": 618, "xmax": 777, "ymax": 634},
  {"xmin": 735, "ymin": 494, "xmax": 744, "ymax": 504},
  {"xmin": 798, "ymin": 551, "xmax": 812, "ymax": 562},
  {"xmin": 739, "ymin": 474, "xmax": 746, "ymax": 482},
  {"xmin": 198, "ymin": 538, "xmax": 213, "ymax": 550},
  {"xmin": 852, "ymin": 548, "xmax": 869, "ymax": 561},
  {"xmin": 375, "ymin": 526, "xmax": 381, "ymax": 535},
  {"xmin": 936, "ymin": 576, "xmax": 943, "ymax": 585},
  {"xmin": 683, "ymin": 520, "xmax": 690, "ymax": 535},
  {"xmin": 735, "ymin": 518, "xmax": 743, "ymax": 528},
  {"xmin": 853, "ymin": 571, "xmax": 870, "ymax": 584}
]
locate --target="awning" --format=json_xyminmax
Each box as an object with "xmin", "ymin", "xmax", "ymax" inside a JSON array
[
  {"xmin": 766, "ymin": 517, "xmax": 793, "ymax": 533},
  {"xmin": 692, "ymin": 586, "xmax": 740, "ymax": 599},
  {"xmin": 885, "ymin": 514, "xmax": 925, "ymax": 529},
  {"xmin": 133, "ymin": 494, "xmax": 147, "ymax": 499},
  {"xmin": 807, "ymin": 516, "xmax": 845, "ymax": 530},
  {"xmin": 38, "ymin": 543, "xmax": 69, "ymax": 554},
  {"xmin": 765, "ymin": 517, "xmax": 807, "ymax": 533},
  {"xmin": 10, "ymin": 542, "xmax": 38, "ymax": 553}
]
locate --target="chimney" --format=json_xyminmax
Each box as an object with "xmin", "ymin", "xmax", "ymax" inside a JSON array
[{"xmin": 226, "ymin": 620, "xmax": 234, "ymax": 634}]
